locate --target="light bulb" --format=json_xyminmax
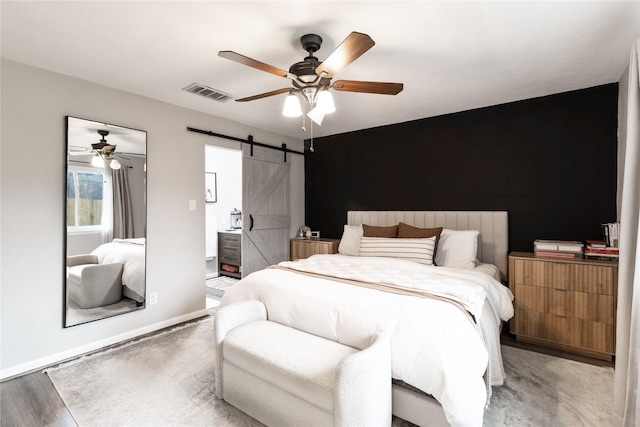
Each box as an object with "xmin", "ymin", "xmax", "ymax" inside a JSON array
[
  {"xmin": 282, "ymin": 92, "xmax": 302, "ymax": 117},
  {"xmin": 110, "ymin": 159, "xmax": 122, "ymax": 170},
  {"xmin": 316, "ymin": 90, "xmax": 335, "ymax": 114},
  {"xmin": 91, "ymin": 155, "xmax": 105, "ymax": 168},
  {"xmin": 307, "ymin": 107, "xmax": 325, "ymax": 126}
]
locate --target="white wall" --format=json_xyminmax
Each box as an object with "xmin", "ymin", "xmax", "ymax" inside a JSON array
[{"xmin": 0, "ymin": 59, "xmax": 304, "ymax": 378}]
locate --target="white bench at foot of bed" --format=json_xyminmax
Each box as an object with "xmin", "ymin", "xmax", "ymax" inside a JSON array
[{"xmin": 214, "ymin": 300, "xmax": 392, "ymax": 427}]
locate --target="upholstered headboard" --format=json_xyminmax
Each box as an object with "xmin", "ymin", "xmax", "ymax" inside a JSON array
[{"xmin": 347, "ymin": 211, "xmax": 509, "ymax": 282}]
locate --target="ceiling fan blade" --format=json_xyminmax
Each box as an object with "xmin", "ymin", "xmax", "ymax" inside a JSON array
[
  {"xmin": 69, "ymin": 146, "xmax": 91, "ymax": 154},
  {"xmin": 315, "ymin": 32, "xmax": 375, "ymax": 78},
  {"xmin": 235, "ymin": 88, "xmax": 292, "ymax": 102},
  {"xmin": 332, "ymin": 80, "xmax": 403, "ymax": 95},
  {"xmin": 218, "ymin": 51, "xmax": 291, "ymax": 79}
]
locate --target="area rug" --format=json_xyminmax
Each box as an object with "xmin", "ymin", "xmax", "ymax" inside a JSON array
[
  {"xmin": 46, "ymin": 315, "xmax": 614, "ymax": 427},
  {"xmin": 46, "ymin": 316, "xmax": 259, "ymax": 427},
  {"xmin": 484, "ymin": 345, "xmax": 614, "ymax": 427}
]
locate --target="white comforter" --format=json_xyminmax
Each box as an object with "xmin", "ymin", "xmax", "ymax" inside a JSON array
[
  {"xmin": 221, "ymin": 254, "xmax": 514, "ymax": 427},
  {"xmin": 91, "ymin": 238, "xmax": 145, "ymax": 299}
]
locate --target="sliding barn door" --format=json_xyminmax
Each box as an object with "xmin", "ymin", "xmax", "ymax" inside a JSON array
[{"xmin": 241, "ymin": 144, "xmax": 290, "ymax": 277}]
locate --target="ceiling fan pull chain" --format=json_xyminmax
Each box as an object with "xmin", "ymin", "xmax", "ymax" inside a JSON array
[{"xmin": 302, "ymin": 101, "xmax": 306, "ymax": 132}]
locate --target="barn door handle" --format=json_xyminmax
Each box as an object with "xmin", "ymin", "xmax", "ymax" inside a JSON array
[{"xmin": 249, "ymin": 214, "xmax": 254, "ymax": 231}]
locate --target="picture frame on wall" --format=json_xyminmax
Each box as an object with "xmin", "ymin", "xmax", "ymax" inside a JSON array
[{"xmin": 205, "ymin": 172, "xmax": 217, "ymax": 203}]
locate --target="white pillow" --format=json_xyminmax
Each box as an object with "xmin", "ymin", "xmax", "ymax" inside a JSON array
[
  {"xmin": 435, "ymin": 229, "xmax": 479, "ymax": 269},
  {"xmin": 359, "ymin": 236, "xmax": 436, "ymax": 265},
  {"xmin": 338, "ymin": 224, "xmax": 363, "ymax": 256}
]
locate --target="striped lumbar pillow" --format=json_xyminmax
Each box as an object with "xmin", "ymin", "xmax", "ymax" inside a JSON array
[{"xmin": 359, "ymin": 236, "xmax": 436, "ymax": 265}]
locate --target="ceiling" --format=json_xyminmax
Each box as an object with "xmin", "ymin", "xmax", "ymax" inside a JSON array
[{"xmin": 2, "ymin": 1, "xmax": 639, "ymax": 140}]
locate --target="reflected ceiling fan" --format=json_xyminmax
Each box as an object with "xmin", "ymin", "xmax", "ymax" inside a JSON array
[
  {"xmin": 218, "ymin": 31, "xmax": 403, "ymax": 126},
  {"xmin": 69, "ymin": 130, "xmax": 126, "ymax": 169}
]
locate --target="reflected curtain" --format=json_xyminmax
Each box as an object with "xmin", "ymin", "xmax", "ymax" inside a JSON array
[
  {"xmin": 112, "ymin": 167, "xmax": 134, "ymax": 239},
  {"xmin": 613, "ymin": 38, "xmax": 640, "ymax": 427}
]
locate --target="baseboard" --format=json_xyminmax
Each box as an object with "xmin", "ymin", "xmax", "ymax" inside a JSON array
[{"xmin": 0, "ymin": 309, "xmax": 209, "ymax": 381}]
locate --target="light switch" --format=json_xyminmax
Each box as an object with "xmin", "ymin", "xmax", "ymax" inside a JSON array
[{"xmin": 189, "ymin": 200, "xmax": 197, "ymax": 211}]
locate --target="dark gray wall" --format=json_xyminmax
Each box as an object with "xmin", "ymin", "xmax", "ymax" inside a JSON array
[{"xmin": 304, "ymin": 84, "xmax": 618, "ymax": 252}]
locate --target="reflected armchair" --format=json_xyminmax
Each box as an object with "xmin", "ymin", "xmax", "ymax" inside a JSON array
[{"xmin": 67, "ymin": 254, "xmax": 123, "ymax": 309}]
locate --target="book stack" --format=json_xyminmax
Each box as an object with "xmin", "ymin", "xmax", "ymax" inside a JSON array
[
  {"xmin": 534, "ymin": 240, "xmax": 584, "ymax": 259},
  {"xmin": 583, "ymin": 222, "xmax": 620, "ymax": 261},
  {"xmin": 601, "ymin": 222, "xmax": 620, "ymax": 248}
]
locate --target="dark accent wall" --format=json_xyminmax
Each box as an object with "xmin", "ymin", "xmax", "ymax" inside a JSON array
[{"xmin": 304, "ymin": 84, "xmax": 618, "ymax": 252}]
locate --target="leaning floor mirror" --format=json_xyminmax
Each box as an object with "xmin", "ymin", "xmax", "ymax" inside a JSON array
[{"xmin": 65, "ymin": 116, "xmax": 147, "ymax": 327}]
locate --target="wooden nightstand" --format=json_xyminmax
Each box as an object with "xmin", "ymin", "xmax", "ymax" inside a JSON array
[
  {"xmin": 508, "ymin": 251, "xmax": 618, "ymax": 361},
  {"xmin": 290, "ymin": 238, "xmax": 339, "ymax": 261}
]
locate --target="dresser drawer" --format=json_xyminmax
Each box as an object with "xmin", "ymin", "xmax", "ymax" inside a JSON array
[
  {"xmin": 219, "ymin": 247, "xmax": 241, "ymax": 265},
  {"xmin": 512, "ymin": 284, "xmax": 615, "ymax": 323},
  {"xmin": 512, "ymin": 258, "xmax": 615, "ymax": 294},
  {"xmin": 514, "ymin": 309, "xmax": 614, "ymax": 353},
  {"xmin": 219, "ymin": 233, "xmax": 241, "ymax": 247}
]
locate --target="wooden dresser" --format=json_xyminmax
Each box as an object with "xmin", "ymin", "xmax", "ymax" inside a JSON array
[
  {"xmin": 290, "ymin": 238, "xmax": 339, "ymax": 261},
  {"xmin": 218, "ymin": 231, "xmax": 241, "ymax": 279},
  {"xmin": 508, "ymin": 251, "xmax": 618, "ymax": 360}
]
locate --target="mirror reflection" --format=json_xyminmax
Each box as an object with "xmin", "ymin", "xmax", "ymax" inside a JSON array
[{"xmin": 65, "ymin": 116, "xmax": 147, "ymax": 327}]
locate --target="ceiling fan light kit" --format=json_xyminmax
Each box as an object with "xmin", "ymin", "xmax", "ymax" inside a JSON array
[
  {"xmin": 307, "ymin": 106, "xmax": 326, "ymax": 126},
  {"xmin": 282, "ymin": 87, "xmax": 335, "ymax": 126},
  {"xmin": 91, "ymin": 155, "xmax": 105, "ymax": 168},
  {"xmin": 89, "ymin": 130, "xmax": 124, "ymax": 170},
  {"xmin": 219, "ymin": 31, "xmax": 403, "ymax": 130},
  {"xmin": 282, "ymin": 91, "xmax": 303, "ymax": 117},
  {"xmin": 315, "ymin": 90, "xmax": 335, "ymax": 113},
  {"xmin": 109, "ymin": 159, "xmax": 122, "ymax": 170}
]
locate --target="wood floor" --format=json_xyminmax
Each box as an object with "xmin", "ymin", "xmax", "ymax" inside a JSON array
[{"xmin": 1, "ymin": 370, "xmax": 76, "ymax": 427}]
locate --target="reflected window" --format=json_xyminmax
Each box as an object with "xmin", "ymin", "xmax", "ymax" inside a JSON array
[{"xmin": 67, "ymin": 166, "xmax": 104, "ymax": 229}]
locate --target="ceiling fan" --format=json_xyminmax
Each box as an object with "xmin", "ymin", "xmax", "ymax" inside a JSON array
[
  {"xmin": 69, "ymin": 130, "xmax": 126, "ymax": 169},
  {"xmin": 218, "ymin": 31, "xmax": 403, "ymax": 126},
  {"xmin": 92, "ymin": 130, "xmax": 117, "ymax": 156}
]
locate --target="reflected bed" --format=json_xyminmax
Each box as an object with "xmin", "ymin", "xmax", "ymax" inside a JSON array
[{"xmin": 91, "ymin": 238, "xmax": 146, "ymax": 303}]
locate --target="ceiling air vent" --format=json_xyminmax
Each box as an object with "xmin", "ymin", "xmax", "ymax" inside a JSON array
[{"xmin": 182, "ymin": 83, "xmax": 233, "ymax": 102}]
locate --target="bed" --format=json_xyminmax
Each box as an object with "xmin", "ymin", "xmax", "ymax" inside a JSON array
[
  {"xmin": 220, "ymin": 211, "xmax": 513, "ymax": 427},
  {"xmin": 91, "ymin": 238, "xmax": 146, "ymax": 303}
]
